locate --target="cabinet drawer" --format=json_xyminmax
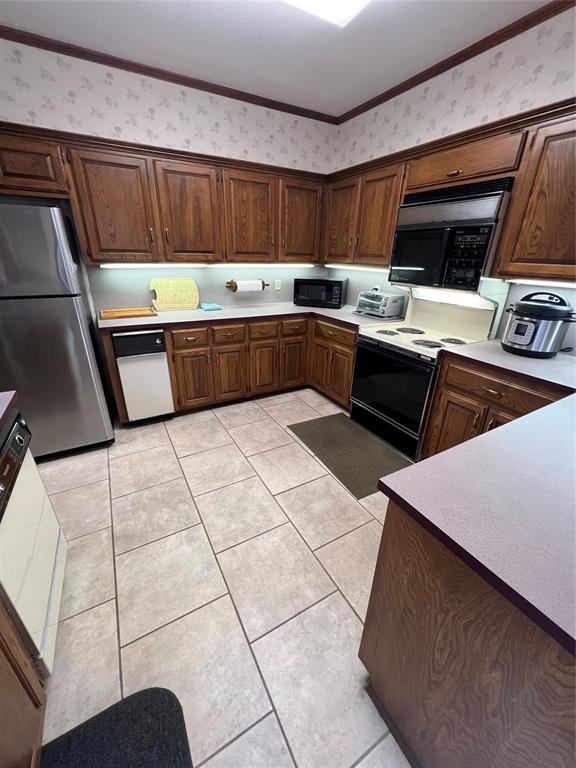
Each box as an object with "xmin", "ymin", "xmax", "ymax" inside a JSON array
[
  {"xmin": 213, "ymin": 324, "xmax": 246, "ymax": 345},
  {"xmin": 281, "ymin": 318, "xmax": 307, "ymax": 337},
  {"xmin": 314, "ymin": 320, "xmax": 356, "ymax": 347},
  {"xmin": 249, "ymin": 321, "xmax": 279, "ymax": 340},
  {"xmin": 171, "ymin": 327, "xmax": 210, "ymax": 350},
  {"xmin": 443, "ymin": 360, "xmax": 554, "ymax": 416},
  {"xmin": 406, "ymin": 132, "xmax": 525, "ymax": 189}
]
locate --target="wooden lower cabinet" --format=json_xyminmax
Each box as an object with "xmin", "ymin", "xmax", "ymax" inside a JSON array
[
  {"xmin": 0, "ymin": 601, "xmax": 45, "ymax": 768},
  {"xmin": 173, "ymin": 348, "xmax": 214, "ymax": 409},
  {"xmin": 281, "ymin": 336, "xmax": 307, "ymax": 388},
  {"xmin": 422, "ymin": 352, "xmax": 571, "ymax": 457},
  {"xmin": 250, "ymin": 339, "xmax": 280, "ymax": 395},
  {"xmin": 329, "ymin": 343, "xmax": 355, "ymax": 407},
  {"xmin": 310, "ymin": 337, "xmax": 332, "ymax": 393},
  {"xmin": 213, "ymin": 345, "xmax": 248, "ymax": 401},
  {"xmin": 310, "ymin": 321, "xmax": 357, "ymax": 407}
]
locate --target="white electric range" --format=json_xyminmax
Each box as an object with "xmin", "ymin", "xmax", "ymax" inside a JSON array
[{"xmin": 358, "ymin": 322, "xmax": 477, "ymax": 362}]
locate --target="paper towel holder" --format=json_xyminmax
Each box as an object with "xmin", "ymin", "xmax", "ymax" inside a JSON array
[{"xmin": 226, "ymin": 279, "xmax": 270, "ymax": 292}]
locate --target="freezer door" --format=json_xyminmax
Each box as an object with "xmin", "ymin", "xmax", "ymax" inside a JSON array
[
  {"xmin": 0, "ymin": 296, "xmax": 113, "ymax": 456},
  {"xmin": 0, "ymin": 204, "xmax": 79, "ymax": 297}
]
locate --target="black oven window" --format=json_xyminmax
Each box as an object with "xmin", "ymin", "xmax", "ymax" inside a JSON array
[{"xmin": 390, "ymin": 229, "xmax": 447, "ymax": 286}]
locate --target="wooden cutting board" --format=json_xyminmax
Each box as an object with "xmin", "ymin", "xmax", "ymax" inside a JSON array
[
  {"xmin": 150, "ymin": 278, "xmax": 199, "ymax": 311},
  {"xmin": 99, "ymin": 307, "xmax": 158, "ymax": 320}
]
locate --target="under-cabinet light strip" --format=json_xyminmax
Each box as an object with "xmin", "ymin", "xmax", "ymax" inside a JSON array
[
  {"xmin": 324, "ymin": 263, "xmax": 390, "ymax": 272},
  {"xmin": 505, "ymin": 278, "xmax": 576, "ymax": 289},
  {"xmin": 98, "ymin": 263, "xmax": 317, "ymax": 269}
]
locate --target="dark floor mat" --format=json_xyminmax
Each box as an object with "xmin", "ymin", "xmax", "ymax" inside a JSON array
[
  {"xmin": 41, "ymin": 688, "xmax": 192, "ymax": 768},
  {"xmin": 289, "ymin": 413, "xmax": 412, "ymax": 499}
]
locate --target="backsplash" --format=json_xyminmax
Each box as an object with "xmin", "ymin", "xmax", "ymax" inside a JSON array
[{"xmin": 0, "ymin": 7, "xmax": 574, "ymax": 173}]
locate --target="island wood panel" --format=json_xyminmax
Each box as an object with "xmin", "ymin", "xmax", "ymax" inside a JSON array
[
  {"xmin": 0, "ymin": 135, "xmax": 67, "ymax": 192},
  {"xmin": 494, "ymin": 119, "xmax": 576, "ymax": 281},
  {"xmin": 360, "ymin": 501, "xmax": 576, "ymax": 768},
  {"xmin": 154, "ymin": 160, "xmax": 223, "ymax": 262},
  {"xmin": 405, "ymin": 131, "xmax": 526, "ymax": 189},
  {"xmin": 279, "ymin": 178, "xmax": 323, "ymax": 262},
  {"xmin": 223, "ymin": 169, "xmax": 277, "ymax": 262},
  {"xmin": 213, "ymin": 345, "xmax": 248, "ymax": 401},
  {"xmin": 0, "ymin": 601, "xmax": 46, "ymax": 768},
  {"xmin": 70, "ymin": 148, "xmax": 163, "ymax": 262},
  {"xmin": 354, "ymin": 164, "xmax": 405, "ymax": 266},
  {"xmin": 323, "ymin": 177, "xmax": 360, "ymax": 263}
]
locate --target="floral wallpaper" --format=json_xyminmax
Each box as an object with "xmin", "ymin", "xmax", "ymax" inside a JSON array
[{"xmin": 0, "ymin": 8, "xmax": 573, "ymax": 174}]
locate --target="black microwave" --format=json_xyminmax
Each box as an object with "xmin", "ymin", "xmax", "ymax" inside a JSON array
[{"xmin": 294, "ymin": 278, "xmax": 348, "ymax": 309}]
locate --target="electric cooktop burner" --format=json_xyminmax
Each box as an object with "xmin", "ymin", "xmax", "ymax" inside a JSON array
[
  {"xmin": 396, "ymin": 327, "xmax": 425, "ymax": 334},
  {"xmin": 412, "ymin": 339, "xmax": 444, "ymax": 349},
  {"xmin": 377, "ymin": 330, "xmax": 400, "ymax": 336},
  {"xmin": 441, "ymin": 337, "xmax": 466, "ymax": 345}
]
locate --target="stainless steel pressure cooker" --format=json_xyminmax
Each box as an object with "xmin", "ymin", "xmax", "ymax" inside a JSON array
[{"xmin": 501, "ymin": 292, "xmax": 575, "ymax": 358}]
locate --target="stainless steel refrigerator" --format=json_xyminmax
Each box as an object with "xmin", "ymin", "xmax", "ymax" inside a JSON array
[{"xmin": 0, "ymin": 200, "xmax": 114, "ymax": 456}]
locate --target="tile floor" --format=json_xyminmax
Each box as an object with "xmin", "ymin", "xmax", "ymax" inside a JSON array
[{"xmin": 39, "ymin": 388, "xmax": 409, "ymax": 768}]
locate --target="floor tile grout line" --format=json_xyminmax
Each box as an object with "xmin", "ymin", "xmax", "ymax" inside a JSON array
[
  {"xmin": 118, "ymin": 590, "xmax": 229, "ymax": 650},
  {"xmin": 224, "ymin": 418, "xmax": 296, "ymax": 459},
  {"xmin": 58, "ymin": 596, "xmax": 116, "ymax": 625},
  {"xmin": 190, "ymin": 471, "xmax": 260, "ymax": 500},
  {"xmin": 107, "ymin": 448, "xmax": 125, "ymax": 700},
  {"xmin": 61, "ymin": 523, "xmax": 112, "ymax": 544},
  {"xmin": 313, "ymin": 518, "xmax": 377, "ymax": 553},
  {"xmin": 48, "ymin": 475, "xmax": 111, "ymax": 502},
  {"xmin": 114, "ymin": 521, "xmax": 203, "ymax": 558},
  {"xmin": 249, "ymin": 588, "xmax": 339, "ymax": 645},
  {"xmin": 348, "ymin": 732, "xmax": 390, "ymax": 768},
  {"xmin": 110, "ymin": 473, "xmax": 188, "ymax": 501},
  {"xmin": 214, "ymin": 520, "xmax": 291, "ymax": 555},
  {"xmin": 181, "ymin": 470, "xmax": 301, "ymax": 768},
  {"xmin": 193, "ymin": 710, "xmax": 276, "ymax": 768}
]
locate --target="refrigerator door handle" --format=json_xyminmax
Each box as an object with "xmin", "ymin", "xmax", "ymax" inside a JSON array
[{"xmin": 50, "ymin": 207, "xmax": 80, "ymax": 295}]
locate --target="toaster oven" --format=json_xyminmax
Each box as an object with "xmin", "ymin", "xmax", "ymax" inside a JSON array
[{"xmin": 355, "ymin": 291, "xmax": 408, "ymax": 319}]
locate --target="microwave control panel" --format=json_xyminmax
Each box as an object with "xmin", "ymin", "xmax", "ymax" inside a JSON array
[{"xmin": 443, "ymin": 226, "xmax": 493, "ymax": 290}]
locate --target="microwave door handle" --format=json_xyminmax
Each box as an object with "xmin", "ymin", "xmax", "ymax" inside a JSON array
[{"xmin": 438, "ymin": 228, "xmax": 453, "ymax": 285}]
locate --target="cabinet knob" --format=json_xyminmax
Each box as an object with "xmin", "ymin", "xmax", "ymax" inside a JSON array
[
  {"xmin": 148, "ymin": 227, "xmax": 156, "ymax": 244},
  {"xmin": 472, "ymin": 412, "xmax": 480, "ymax": 428},
  {"xmin": 486, "ymin": 418, "xmax": 495, "ymax": 431},
  {"xmin": 165, "ymin": 227, "xmax": 170, "ymax": 244}
]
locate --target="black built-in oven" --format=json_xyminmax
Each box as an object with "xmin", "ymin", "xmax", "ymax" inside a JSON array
[
  {"xmin": 294, "ymin": 278, "xmax": 348, "ymax": 309},
  {"xmin": 389, "ymin": 178, "xmax": 512, "ymax": 292},
  {"xmin": 350, "ymin": 338, "xmax": 436, "ymax": 459}
]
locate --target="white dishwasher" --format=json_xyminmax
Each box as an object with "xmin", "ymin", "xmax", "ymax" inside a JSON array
[{"xmin": 113, "ymin": 330, "xmax": 175, "ymax": 421}]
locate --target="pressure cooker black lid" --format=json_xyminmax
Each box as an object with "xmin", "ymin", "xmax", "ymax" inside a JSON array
[{"xmin": 512, "ymin": 292, "xmax": 574, "ymax": 319}]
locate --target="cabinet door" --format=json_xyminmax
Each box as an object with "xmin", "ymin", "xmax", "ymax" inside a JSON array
[
  {"xmin": 250, "ymin": 340, "xmax": 280, "ymax": 395},
  {"xmin": 213, "ymin": 345, "xmax": 248, "ymax": 401},
  {"xmin": 495, "ymin": 119, "xmax": 575, "ymax": 281},
  {"xmin": 174, "ymin": 349, "xmax": 214, "ymax": 409},
  {"xmin": 281, "ymin": 337, "xmax": 307, "ymax": 388},
  {"xmin": 355, "ymin": 164, "xmax": 404, "ymax": 266},
  {"xmin": 0, "ymin": 135, "xmax": 67, "ymax": 192},
  {"xmin": 328, "ymin": 342, "xmax": 355, "ymax": 407},
  {"xmin": 323, "ymin": 178, "xmax": 360, "ymax": 263},
  {"xmin": 310, "ymin": 338, "xmax": 332, "ymax": 392},
  {"xmin": 155, "ymin": 160, "xmax": 223, "ymax": 262},
  {"xmin": 223, "ymin": 170, "xmax": 277, "ymax": 261},
  {"xmin": 71, "ymin": 149, "xmax": 163, "ymax": 262},
  {"xmin": 279, "ymin": 178, "xmax": 322, "ymax": 262},
  {"xmin": 431, "ymin": 390, "xmax": 487, "ymax": 455},
  {"xmin": 482, "ymin": 408, "xmax": 514, "ymax": 434}
]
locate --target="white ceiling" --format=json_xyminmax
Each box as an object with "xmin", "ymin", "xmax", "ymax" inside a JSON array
[{"xmin": 0, "ymin": 0, "xmax": 550, "ymax": 116}]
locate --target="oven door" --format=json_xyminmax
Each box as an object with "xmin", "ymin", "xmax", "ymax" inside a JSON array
[
  {"xmin": 389, "ymin": 227, "xmax": 451, "ymax": 287},
  {"xmin": 351, "ymin": 339, "xmax": 435, "ymax": 437}
]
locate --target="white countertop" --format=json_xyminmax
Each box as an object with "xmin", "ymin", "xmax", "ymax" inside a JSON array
[
  {"xmin": 448, "ymin": 339, "xmax": 576, "ymax": 391},
  {"xmin": 97, "ymin": 303, "xmax": 380, "ymax": 330}
]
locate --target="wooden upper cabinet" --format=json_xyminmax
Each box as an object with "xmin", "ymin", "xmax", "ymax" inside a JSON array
[
  {"xmin": 279, "ymin": 178, "xmax": 322, "ymax": 262},
  {"xmin": 406, "ymin": 132, "xmax": 526, "ymax": 189},
  {"xmin": 155, "ymin": 160, "xmax": 223, "ymax": 262},
  {"xmin": 323, "ymin": 178, "xmax": 360, "ymax": 263},
  {"xmin": 494, "ymin": 119, "xmax": 576, "ymax": 281},
  {"xmin": 223, "ymin": 169, "xmax": 277, "ymax": 261},
  {"xmin": 71, "ymin": 149, "xmax": 163, "ymax": 262},
  {"xmin": 0, "ymin": 135, "xmax": 67, "ymax": 192},
  {"xmin": 355, "ymin": 164, "xmax": 404, "ymax": 266}
]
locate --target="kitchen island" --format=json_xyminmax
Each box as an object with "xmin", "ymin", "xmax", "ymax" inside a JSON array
[{"xmin": 360, "ymin": 394, "xmax": 576, "ymax": 768}]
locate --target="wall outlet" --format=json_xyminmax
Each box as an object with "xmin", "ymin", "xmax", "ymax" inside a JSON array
[{"xmin": 274, "ymin": 279, "xmax": 282, "ymax": 290}]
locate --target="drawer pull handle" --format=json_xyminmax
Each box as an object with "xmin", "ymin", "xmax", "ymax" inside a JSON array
[
  {"xmin": 257, "ymin": 329, "xmax": 271, "ymax": 334},
  {"xmin": 486, "ymin": 418, "xmax": 495, "ymax": 431},
  {"xmin": 184, "ymin": 336, "xmax": 197, "ymax": 342},
  {"xmin": 482, "ymin": 387, "xmax": 503, "ymax": 398},
  {"xmin": 446, "ymin": 169, "xmax": 462, "ymax": 177},
  {"xmin": 223, "ymin": 332, "xmax": 237, "ymax": 338},
  {"xmin": 472, "ymin": 412, "xmax": 480, "ymax": 428},
  {"xmin": 327, "ymin": 330, "xmax": 336, "ymax": 336}
]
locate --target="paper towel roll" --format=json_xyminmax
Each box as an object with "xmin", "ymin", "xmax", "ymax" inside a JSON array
[{"xmin": 227, "ymin": 280, "xmax": 265, "ymax": 292}]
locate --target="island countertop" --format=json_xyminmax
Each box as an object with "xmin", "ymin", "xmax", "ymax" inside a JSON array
[{"xmin": 379, "ymin": 393, "xmax": 576, "ymax": 654}]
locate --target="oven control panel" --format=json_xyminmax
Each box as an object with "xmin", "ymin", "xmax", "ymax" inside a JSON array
[
  {"xmin": 443, "ymin": 226, "xmax": 493, "ymax": 290},
  {"xmin": 0, "ymin": 415, "xmax": 31, "ymax": 523}
]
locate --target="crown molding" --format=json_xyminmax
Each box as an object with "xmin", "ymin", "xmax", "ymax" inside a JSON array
[{"xmin": 0, "ymin": 1, "xmax": 572, "ymax": 126}]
